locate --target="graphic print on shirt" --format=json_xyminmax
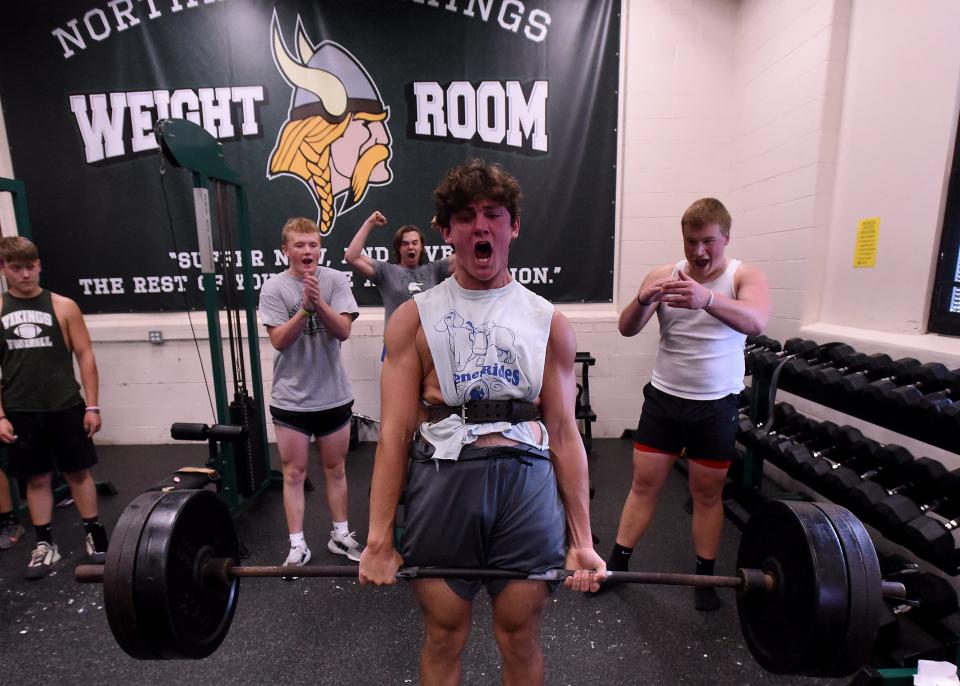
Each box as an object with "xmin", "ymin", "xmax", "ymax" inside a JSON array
[
  {"xmin": 287, "ymin": 303, "xmax": 325, "ymax": 335},
  {"xmin": 407, "ymin": 279, "xmax": 426, "ymax": 295},
  {"xmin": 1, "ymin": 310, "xmax": 54, "ymax": 350},
  {"xmin": 433, "ymin": 310, "xmax": 521, "ymax": 402}
]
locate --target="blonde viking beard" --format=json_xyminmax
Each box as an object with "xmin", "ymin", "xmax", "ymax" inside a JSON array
[{"xmin": 271, "ymin": 112, "xmax": 388, "ymax": 234}]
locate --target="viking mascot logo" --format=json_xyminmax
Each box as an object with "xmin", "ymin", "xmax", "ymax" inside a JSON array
[{"xmin": 269, "ymin": 16, "xmax": 393, "ymax": 235}]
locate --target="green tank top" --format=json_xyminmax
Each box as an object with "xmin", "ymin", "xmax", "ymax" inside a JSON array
[{"xmin": 0, "ymin": 290, "xmax": 82, "ymax": 411}]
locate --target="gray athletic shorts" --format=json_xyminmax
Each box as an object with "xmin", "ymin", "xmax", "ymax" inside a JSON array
[{"xmin": 400, "ymin": 440, "xmax": 567, "ymax": 600}]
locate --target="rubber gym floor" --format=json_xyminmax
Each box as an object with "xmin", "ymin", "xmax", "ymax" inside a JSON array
[{"xmin": 0, "ymin": 438, "xmax": 849, "ymax": 686}]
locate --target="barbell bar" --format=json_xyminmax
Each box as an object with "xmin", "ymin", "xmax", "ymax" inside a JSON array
[{"xmin": 75, "ymin": 488, "xmax": 906, "ymax": 677}]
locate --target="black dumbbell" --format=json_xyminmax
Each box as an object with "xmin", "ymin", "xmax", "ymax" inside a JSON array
[
  {"xmin": 768, "ymin": 423, "xmax": 864, "ymax": 477},
  {"xmin": 747, "ymin": 338, "xmax": 818, "ymax": 377},
  {"xmin": 749, "ymin": 416, "xmax": 820, "ymax": 458},
  {"xmin": 871, "ymin": 467, "xmax": 959, "ymax": 544},
  {"xmin": 806, "ymin": 353, "xmax": 893, "ymax": 403},
  {"xmin": 740, "ymin": 407, "xmax": 818, "ymax": 456},
  {"xmin": 934, "ymin": 400, "xmax": 960, "ymax": 444},
  {"xmin": 744, "ymin": 335, "xmax": 781, "ymax": 354},
  {"xmin": 778, "ymin": 344, "xmax": 858, "ymax": 392},
  {"xmin": 904, "ymin": 370, "xmax": 960, "ymax": 439},
  {"xmin": 847, "ymin": 456, "xmax": 945, "ymax": 519},
  {"xmin": 817, "ymin": 442, "xmax": 915, "ymax": 503},
  {"xmin": 838, "ymin": 356, "xmax": 922, "ymax": 395},
  {"xmin": 862, "ymin": 362, "xmax": 952, "ymax": 425},
  {"xmin": 899, "ymin": 571, "xmax": 959, "ymax": 622},
  {"xmin": 901, "ymin": 478, "xmax": 960, "ymax": 561}
]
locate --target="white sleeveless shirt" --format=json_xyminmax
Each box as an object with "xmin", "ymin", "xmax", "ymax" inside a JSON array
[
  {"xmin": 651, "ymin": 259, "xmax": 746, "ymax": 400},
  {"xmin": 414, "ymin": 277, "xmax": 553, "ymax": 460}
]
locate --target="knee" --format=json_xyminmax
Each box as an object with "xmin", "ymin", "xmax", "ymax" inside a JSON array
[
  {"xmin": 321, "ymin": 458, "xmax": 346, "ymax": 480},
  {"xmin": 629, "ymin": 473, "xmax": 662, "ymax": 499},
  {"xmin": 62, "ymin": 469, "xmax": 92, "ymax": 486},
  {"xmin": 494, "ymin": 620, "xmax": 539, "ymax": 656},
  {"xmin": 283, "ymin": 464, "xmax": 307, "ymax": 486},
  {"xmin": 26, "ymin": 473, "xmax": 52, "ymax": 490},
  {"xmin": 424, "ymin": 621, "xmax": 470, "ymax": 657},
  {"xmin": 690, "ymin": 483, "xmax": 724, "ymax": 509}
]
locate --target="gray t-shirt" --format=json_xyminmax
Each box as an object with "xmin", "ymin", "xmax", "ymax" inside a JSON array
[
  {"xmin": 371, "ymin": 257, "xmax": 450, "ymax": 325},
  {"xmin": 258, "ymin": 267, "xmax": 359, "ymax": 412}
]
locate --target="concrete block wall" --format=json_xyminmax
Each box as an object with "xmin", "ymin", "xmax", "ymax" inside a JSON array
[{"xmin": 730, "ymin": 0, "xmax": 850, "ymax": 341}]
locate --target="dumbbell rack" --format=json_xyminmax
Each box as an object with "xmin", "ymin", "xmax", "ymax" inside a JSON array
[{"xmin": 744, "ymin": 341, "xmax": 960, "ymax": 683}]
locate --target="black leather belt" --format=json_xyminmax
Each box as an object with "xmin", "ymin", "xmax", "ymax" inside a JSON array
[{"xmin": 424, "ymin": 400, "xmax": 541, "ymax": 424}]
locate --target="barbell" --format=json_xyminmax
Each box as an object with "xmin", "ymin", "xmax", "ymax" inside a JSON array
[{"xmin": 75, "ymin": 488, "xmax": 905, "ymax": 677}]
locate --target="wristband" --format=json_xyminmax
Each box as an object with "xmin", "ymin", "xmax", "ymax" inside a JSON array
[
  {"xmin": 704, "ymin": 290, "xmax": 715, "ymax": 310},
  {"xmin": 300, "ymin": 307, "xmax": 315, "ymax": 318},
  {"xmin": 85, "ymin": 407, "xmax": 101, "ymax": 414}
]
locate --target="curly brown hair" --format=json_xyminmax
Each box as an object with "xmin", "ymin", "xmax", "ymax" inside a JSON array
[{"xmin": 433, "ymin": 159, "xmax": 522, "ymax": 229}]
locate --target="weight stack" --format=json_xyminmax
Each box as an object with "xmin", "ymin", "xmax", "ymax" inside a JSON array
[{"xmin": 229, "ymin": 392, "xmax": 267, "ymax": 496}]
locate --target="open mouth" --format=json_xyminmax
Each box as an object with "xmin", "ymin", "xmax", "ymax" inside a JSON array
[
  {"xmin": 475, "ymin": 242, "xmax": 492, "ymax": 263},
  {"xmin": 694, "ymin": 258, "xmax": 709, "ymax": 270}
]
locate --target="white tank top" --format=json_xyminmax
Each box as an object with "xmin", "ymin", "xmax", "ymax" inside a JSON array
[
  {"xmin": 651, "ymin": 259, "xmax": 746, "ymax": 400},
  {"xmin": 414, "ymin": 277, "xmax": 553, "ymax": 460}
]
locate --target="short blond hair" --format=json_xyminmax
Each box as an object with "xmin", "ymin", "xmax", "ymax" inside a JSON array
[
  {"xmin": 681, "ymin": 198, "xmax": 731, "ymax": 236},
  {"xmin": 281, "ymin": 217, "xmax": 320, "ymax": 245}
]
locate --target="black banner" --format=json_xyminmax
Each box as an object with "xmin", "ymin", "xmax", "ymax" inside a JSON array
[{"xmin": 0, "ymin": 0, "xmax": 619, "ymax": 312}]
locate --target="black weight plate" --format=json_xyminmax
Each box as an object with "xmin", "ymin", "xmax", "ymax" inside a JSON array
[
  {"xmin": 736, "ymin": 499, "xmax": 850, "ymax": 675},
  {"xmin": 134, "ymin": 490, "xmax": 240, "ymax": 659},
  {"xmin": 103, "ymin": 490, "xmax": 167, "ymax": 659},
  {"xmin": 815, "ymin": 503, "xmax": 881, "ymax": 677}
]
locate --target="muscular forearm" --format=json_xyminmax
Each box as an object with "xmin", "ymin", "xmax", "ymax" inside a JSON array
[
  {"xmin": 268, "ymin": 311, "xmax": 310, "ymax": 350},
  {"xmin": 76, "ymin": 352, "xmax": 99, "ymax": 406},
  {"xmin": 344, "ymin": 222, "xmax": 375, "ymax": 263},
  {"xmin": 366, "ymin": 443, "xmax": 409, "ymax": 551},
  {"xmin": 550, "ymin": 424, "xmax": 595, "ymax": 549},
  {"xmin": 618, "ymin": 297, "xmax": 658, "ymax": 337}
]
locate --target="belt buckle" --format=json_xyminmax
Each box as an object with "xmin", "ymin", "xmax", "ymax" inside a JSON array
[{"xmin": 461, "ymin": 403, "xmax": 470, "ymax": 423}]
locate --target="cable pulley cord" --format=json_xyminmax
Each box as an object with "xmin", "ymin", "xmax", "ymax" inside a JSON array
[
  {"xmin": 221, "ymin": 184, "xmax": 247, "ymax": 392},
  {"xmin": 214, "ymin": 182, "xmax": 242, "ymax": 398},
  {"xmin": 158, "ymin": 154, "xmax": 216, "ymax": 423}
]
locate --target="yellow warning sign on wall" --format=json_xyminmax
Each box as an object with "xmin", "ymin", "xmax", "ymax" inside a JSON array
[{"xmin": 853, "ymin": 217, "xmax": 880, "ymax": 268}]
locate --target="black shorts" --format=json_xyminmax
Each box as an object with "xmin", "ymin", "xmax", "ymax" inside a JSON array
[
  {"xmin": 5, "ymin": 403, "xmax": 98, "ymax": 480},
  {"xmin": 270, "ymin": 401, "xmax": 354, "ymax": 438},
  {"xmin": 634, "ymin": 383, "xmax": 739, "ymax": 464},
  {"xmin": 401, "ymin": 442, "xmax": 567, "ymax": 600}
]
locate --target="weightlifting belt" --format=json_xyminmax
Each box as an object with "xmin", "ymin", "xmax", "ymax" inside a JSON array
[{"xmin": 424, "ymin": 400, "xmax": 541, "ymax": 424}]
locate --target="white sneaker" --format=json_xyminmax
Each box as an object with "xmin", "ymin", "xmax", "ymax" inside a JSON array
[
  {"xmin": 328, "ymin": 530, "xmax": 363, "ymax": 563},
  {"xmin": 282, "ymin": 544, "xmax": 311, "ymax": 581},
  {"xmin": 25, "ymin": 541, "xmax": 61, "ymax": 580}
]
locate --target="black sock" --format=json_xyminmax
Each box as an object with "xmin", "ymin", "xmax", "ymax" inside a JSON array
[
  {"xmin": 694, "ymin": 556, "xmax": 720, "ymax": 611},
  {"xmin": 34, "ymin": 523, "xmax": 53, "ymax": 545},
  {"xmin": 607, "ymin": 543, "xmax": 633, "ymax": 572},
  {"xmin": 83, "ymin": 516, "xmax": 108, "ymax": 551},
  {"xmin": 0, "ymin": 510, "xmax": 16, "ymax": 523}
]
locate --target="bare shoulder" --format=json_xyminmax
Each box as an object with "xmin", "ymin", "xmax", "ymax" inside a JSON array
[
  {"xmin": 647, "ymin": 263, "xmax": 675, "ymax": 282},
  {"xmin": 384, "ymin": 300, "xmax": 424, "ymax": 363},
  {"xmin": 386, "ymin": 299, "xmax": 421, "ymax": 338},
  {"xmin": 547, "ymin": 310, "xmax": 576, "ymax": 362},
  {"xmin": 733, "ymin": 262, "xmax": 769, "ymax": 286},
  {"xmin": 51, "ymin": 292, "xmax": 83, "ymax": 318}
]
